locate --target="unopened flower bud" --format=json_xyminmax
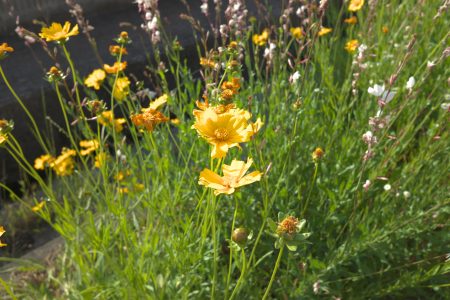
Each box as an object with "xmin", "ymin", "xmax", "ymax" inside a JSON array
[{"xmin": 232, "ymin": 228, "xmax": 249, "ymax": 246}]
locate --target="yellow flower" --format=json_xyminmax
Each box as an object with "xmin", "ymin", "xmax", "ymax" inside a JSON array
[
  {"xmin": 94, "ymin": 152, "xmax": 108, "ymax": 168},
  {"xmin": 104, "ymin": 61, "xmax": 127, "ymax": 74},
  {"xmin": 348, "ymin": 0, "xmax": 364, "ymax": 12},
  {"xmin": 0, "ymin": 226, "xmax": 6, "ymax": 247},
  {"xmin": 290, "ymin": 27, "xmax": 303, "ymax": 39},
  {"xmin": 200, "ymin": 57, "xmax": 216, "ymax": 68},
  {"xmin": 0, "ymin": 42, "xmax": 14, "ymax": 59},
  {"xmin": 345, "ymin": 39, "xmax": 359, "ymax": 53},
  {"xmin": 84, "ymin": 69, "xmax": 106, "ymax": 90},
  {"xmin": 98, "ymin": 111, "xmax": 126, "ymax": 132},
  {"xmin": 51, "ymin": 148, "xmax": 76, "ymax": 176},
  {"xmin": 34, "ymin": 154, "xmax": 55, "ymax": 170},
  {"xmin": 312, "ymin": 147, "xmax": 324, "ymax": 162},
  {"xmin": 253, "ymin": 29, "xmax": 270, "ymax": 46},
  {"xmin": 0, "ymin": 135, "xmax": 7, "ymax": 146},
  {"xmin": 115, "ymin": 170, "xmax": 131, "ymax": 181},
  {"xmin": 109, "ymin": 45, "xmax": 128, "ymax": 56},
  {"xmin": 318, "ymin": 27, "xmax": 332, "ymax": 36},
  {"xmin": 39, "ymin": 22, "xmax": 79, "ymax": 42},
  {"xmin": 382, "ymin": 26, "xmax": 389, "ymax": 34},
  {"xmin": 113, "ymin": 77, "xmax": 130, "ymax": 101},
  {"xmin": 131, "ymin": 94, "xmax": 169, "ymax": 131},
  {"xmin": 277, "ymin": 216, "xmax": 299, "ymax": 235},
  {"xmin": 119, "ymin": 183, "xmax": 145, "ymax": 194},
  {"xmin": 192, "ymin": 108, "xmax": 258, "ymax": 158},
  {"xmin": 199, "ymin": 158, "xmax": 262, "ymax": 195},
  {"xmin": 32, "ymin": 201, "xmax": 46, "ymax": 212},
  {"xmin": 171, "ymin": 118, "xmax": 180, "ymax": 125},
  {"xmin": 344, "ymin": 16, "xmax": 358, "ymax": 24},
  {"xmin": 79, "ymin": 140, "xmax": 99, "ymax": 156}
]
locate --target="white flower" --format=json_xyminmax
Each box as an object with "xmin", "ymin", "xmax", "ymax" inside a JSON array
[
  {"xmin": 290, "ymin": 71, "xmax": 300, "ymax": 83},
  {"xmin": 368, "ymin": 84, "xmax": 385, "ymax": 97},
  {"xmin": 200, "ymin": 3, "xmax": 208, "ymax": 15},
  {"xmin": 362, "ymin": 131, "xmax": 377, "ymax": 145},
  {"xmin": 363, "ymin": 180, "xmax": 371, "ymax": 191},
  {"xmin": 440, "ymin": 103, "xmax": 450, "ymax": 111},
  {"xmin": 383, "ymin": 184, "xmax": 391, "ymax": 191},
  {"xmin": 403, "ymin": 191, "xmax": 411, "ymax": 198},
  {"xmin": 406, "ymin": 76, "xmax": 415, "ymax": 90},
  {"xmin": 368, "ymin": 84, "xmax": 396, "ymax": 102}
]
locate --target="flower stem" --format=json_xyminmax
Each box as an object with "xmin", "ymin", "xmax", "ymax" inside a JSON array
[
  {"xmin": 228, "ymin": 248, "xmax": 246, "ymax": 300},
  {"xmin": 302, "ymin": 162, "xmax": 319, "ymax": 217},
  {"xmin": 225, "ymin": 198, "xmax": 239, "ymax": 299},
  {"xmin": 262, "ymin": 244, "xmax": 284, "ymax": 300},
  {"xmin": 0, "ymin": 64, "xmax": 49, "ymax": 153}
]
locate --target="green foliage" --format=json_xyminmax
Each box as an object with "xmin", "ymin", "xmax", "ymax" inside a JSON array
[{"xmin": 0, "ymin": 0, "xmax": 449, "ymax": 299}]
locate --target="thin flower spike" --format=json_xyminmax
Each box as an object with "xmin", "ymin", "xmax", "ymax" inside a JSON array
[{"xmin": 198, "ymin": 158, "xmax": 262, "ymax": 195}]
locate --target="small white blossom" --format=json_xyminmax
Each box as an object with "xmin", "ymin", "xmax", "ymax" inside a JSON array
[
  {"xmin": 383, "ymin": 184, "xmax": 391, "ymax": 191},
  {"xmin": 200, "ymin": 3, "xmax": 208, "ymax": 15},
  {"xmin": 290, "ymin": 71, "xmax": 300, "ymax": 83},
  {"xmin": 368, "ymin": 84, "xmax": 385, "ymax": 97},
  {"xmin": 406, "ymin": 76, "xmax": 415, "ymax": 90},
  {"xmin": 363, "ymin": 180, "xmax": 371, "ymax": 191},
  {"xmin": 403, "ymin": 191, "xmax": 411, "ymax": 198}
]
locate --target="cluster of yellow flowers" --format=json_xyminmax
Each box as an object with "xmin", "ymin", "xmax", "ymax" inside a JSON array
[
  {"xmin": 193, "ymin": 62, "xmax": 263, "ymax": 194},
  {"xmin": 34, "ymin": 139, "xmax": 100, "ymax": 176},
  {"xmin": 253, "ymin": 29, "xmax": 270, "ymax": 46},
  {"xmin": 131, "ymin": 94, "xmax": 170, "ymax": 132}
]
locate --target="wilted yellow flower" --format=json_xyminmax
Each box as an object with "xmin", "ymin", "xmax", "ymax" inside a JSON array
[
  {"xmin": 0, "ymin": 226, "xmax": 6, "ymax": 247},
  {"xmin": 79, "ymin": 140, "xmax": 99, "ymax": 156},
  {"xmin": 199, "ymin": 158, "xmax": 261, "ymax": 195},
  {"xmin": 34, "ymin": 154, "xmax": 55, "ymax": 170},
  {"xmin": 113, "ymin": 77, "xmax": 130, "ymax": 101},
  {"xmin": 104, "ymin": 61, "xmax": 127, "ymax": 74},
  {"xmin": 290, "ymin": 27, "xmax": 303, "ymax": 39},
  {"xmin": 277, "ymin": 216, "xmax": 299, "ymax": 235},
  {"xmin": 51, "ymin": 148, "xmax": 76, "ymax": 176},
  {"xmin": 94, "ymin": 152, "xmax": 108, "ymax": 168},
  {"xmin": 253, "ymin": 29, "xmax": 269, "ymax": 46},
  {"xmin": 84, "ymin": 69, "xmax": 106, "ymax": 90},
  {"xmin": 131, "ymin": 94, "xmax": 169, "ymax": 131},
  {"xmin": 98, "ymin": 111, "xmax": 127, "ymax": 132},
  {"xmin": 382, "ymin": 26, "xmax": 389, "ymax": 33},
  {"xmin": 200, "ymin": 57, "xmax": 216, "ymax": 68},
  {"xmin": 39, "ymin": 22, "xmax": 79, "ymax": 42},
  {"xmin": 318, "ymin": 27, "xmax": 332, "ymax": 36},
  {"xmin": 32, "ymin": 201, "xmax": 45, "ymax": 212},
  {"xmin": 109, "ymin": 45, "xmax": 128, "ymax": 56},
  {"xmin": 348, "ymin": 0, "xmax": 364, "ymax": 12},
  {"xmin": 0, "ymin": 43, "xmax": 14, "ymax": 60},
  {"xmin": 312, "ymin": 147, "xmax": 324, "ymax": 162},
  {"xmin": 345, "ymin": 39, "xmax": 359, "ymax": 53},
  {"xmin": 192, "ymin": 108, "xmax": 259, "ymax": 158},
  {"xmin": 344, "ymin": 16, "xmax": 358, "ymax": 24}
]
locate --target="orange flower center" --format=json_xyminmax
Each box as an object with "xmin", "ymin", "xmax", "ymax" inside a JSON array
[
  {"xmin": 214, "ymin": 128, "xmax": 230, "ymax": 141},
  {"xmin": 277, "ymin": 216, "xmax": 299, "ymax": 234}
]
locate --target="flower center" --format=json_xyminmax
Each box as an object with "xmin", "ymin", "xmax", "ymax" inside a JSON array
[{"xmin": 214, "ymin": 128, "xmax": 230, "ymax": 141}]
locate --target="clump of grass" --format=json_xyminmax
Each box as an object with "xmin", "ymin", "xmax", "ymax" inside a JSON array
[{"xmin": 1, "ymin": 0, "xmax": 449, "ymax": 299}]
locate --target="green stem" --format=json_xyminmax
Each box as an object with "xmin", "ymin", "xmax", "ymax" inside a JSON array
[
  {"xmin": 61, "ymin": 44, "xmax": 85, "ymax": 122},
  {"xmin": 0, "ymin": 64, "xmax": 49, "ymax": 153},
  {"xmin": 225, "ymin": 198, "xmax": 239, "ymax": 299},
  {"xmin": 262, "ymin": 244, "xmax": 285, "ymax": 300},
  {"xmin": 229, "ymin": 248, "xmax": 247, "ymax": 300},
  {"xmin": 211, "ymin": 194, "xmax": 218, "ymax": 300},
  {"xmin": 302, "ymin": 162, "xmax": 319, "ymax": 217}
]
